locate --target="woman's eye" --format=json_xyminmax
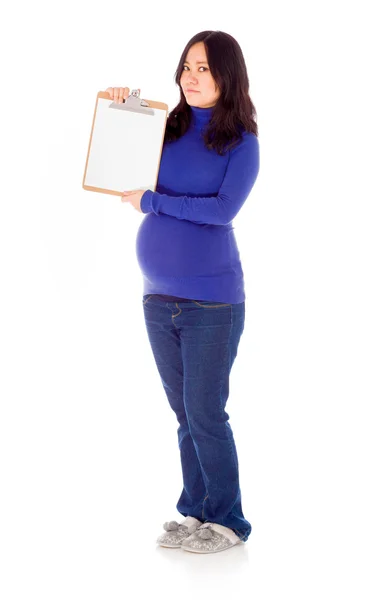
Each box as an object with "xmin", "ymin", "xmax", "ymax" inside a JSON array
[{"xmin": 183, "ymin": 66, "xmax": 207, "ymax": 71}]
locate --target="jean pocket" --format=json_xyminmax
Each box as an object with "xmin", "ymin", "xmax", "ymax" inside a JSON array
[
  {"xmin": 192, "ymin": 300, "xmax": 231, "ymax": 308},
  {"xmin": 142, "ymin": 294, "xmax": 153, "ymax": 306}
]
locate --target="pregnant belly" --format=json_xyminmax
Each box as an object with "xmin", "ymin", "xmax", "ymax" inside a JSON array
[{"xmin": 135, "ymin": 213, "xmax": 235, "ymax": 278}]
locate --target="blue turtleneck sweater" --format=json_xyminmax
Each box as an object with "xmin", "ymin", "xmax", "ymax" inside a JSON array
[{"xmin": 136, "ymin": 105, "xmax": 260, "ymax": 304}]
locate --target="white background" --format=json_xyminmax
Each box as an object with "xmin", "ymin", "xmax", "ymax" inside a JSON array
[{"xmin": 1, "ymin": 1, "xmax": 375, "ymax": 598}]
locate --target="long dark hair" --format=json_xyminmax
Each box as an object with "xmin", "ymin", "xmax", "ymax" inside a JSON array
[{"xmin": 164, "ymin": 30, "xmax": 258, "ymax": 155}]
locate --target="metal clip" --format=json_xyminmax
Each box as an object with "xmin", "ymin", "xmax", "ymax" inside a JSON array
[{"xmin": 109, "ymin": 88, "xmax": 154, "ymax": 116}]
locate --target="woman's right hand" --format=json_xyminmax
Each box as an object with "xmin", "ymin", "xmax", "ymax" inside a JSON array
[{"xmin": 105, "ymin": 87, "xmax": 140, "ymax": 103}]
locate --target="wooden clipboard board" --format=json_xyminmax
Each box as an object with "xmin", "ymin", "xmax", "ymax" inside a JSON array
[{"xmin": 82, "ymin": 90, "xmax": 168, "ymax": 197}]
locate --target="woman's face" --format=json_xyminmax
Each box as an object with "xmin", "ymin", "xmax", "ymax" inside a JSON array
[{"xmin": 180, "ymin": 42, "xmax": 220, "ymax": 109}]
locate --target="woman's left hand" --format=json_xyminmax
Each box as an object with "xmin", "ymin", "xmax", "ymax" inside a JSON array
[{"xmin": 121, "ymin": 189, "xmax": 145, "ymax": 213}]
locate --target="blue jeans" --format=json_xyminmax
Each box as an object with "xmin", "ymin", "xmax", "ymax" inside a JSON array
[{"xmin": 142, "ymin": 294, "xmax": 252, "ymax": 542}]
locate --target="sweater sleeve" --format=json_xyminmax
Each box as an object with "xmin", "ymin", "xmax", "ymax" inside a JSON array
[{"xmin": 140, "ymin": 132, "xmax": 260, "ymax": 225}]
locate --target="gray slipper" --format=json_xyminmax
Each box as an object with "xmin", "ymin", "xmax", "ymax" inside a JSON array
[
  {"xmin": 181, "ymin": 522, "xmax": 243, "ymax": 553},
  {"xmin": 156, "ymin": 516, "xmax": 203, "ymax": 548}
]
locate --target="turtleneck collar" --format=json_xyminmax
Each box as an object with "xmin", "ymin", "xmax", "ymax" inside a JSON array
[{"xmin": 190, "ymin": 105, "xmax": 214, "ymax": 130}]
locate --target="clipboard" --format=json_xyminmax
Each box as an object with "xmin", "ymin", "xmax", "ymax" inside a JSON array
[{"xmin": 82, "ymin": 89, "xmax": 168, "ymax": 196}]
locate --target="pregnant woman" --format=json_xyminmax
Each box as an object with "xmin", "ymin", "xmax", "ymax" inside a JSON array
[{"xmin": 106, "ymin": 29, "xmax": 260, "ymax": 554}]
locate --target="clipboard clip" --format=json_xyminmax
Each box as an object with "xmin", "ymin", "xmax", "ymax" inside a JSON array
[{"xmin": 109, "ymin": 88, "xmax": 154, "ymax": 116}]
